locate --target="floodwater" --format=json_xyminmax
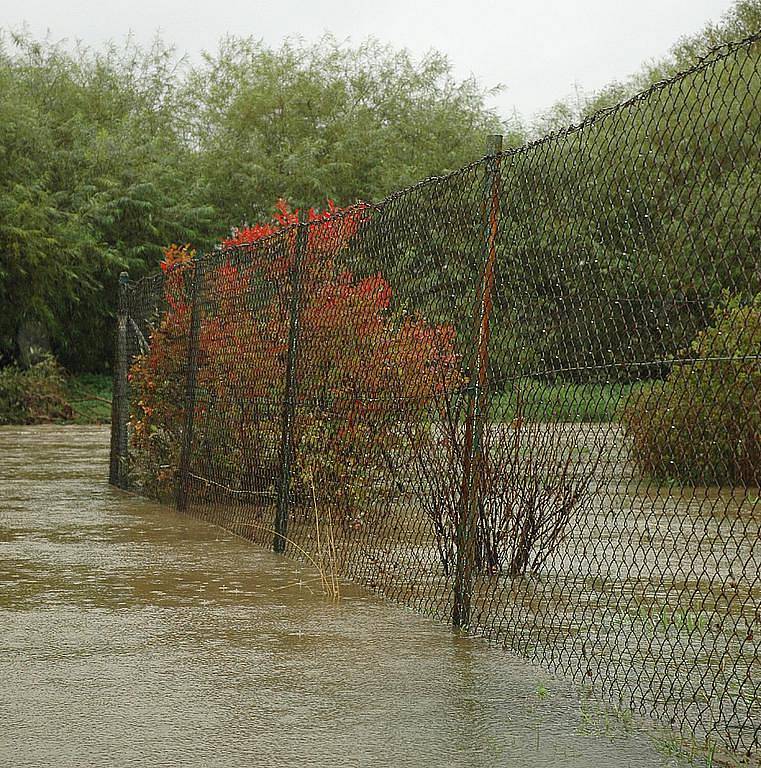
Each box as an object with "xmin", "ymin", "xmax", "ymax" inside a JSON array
[{"xmin": 1, "ymin": 425, "xmax": 694, "ymax": 767}]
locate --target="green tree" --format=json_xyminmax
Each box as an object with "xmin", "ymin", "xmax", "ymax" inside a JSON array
[
  {"xmin": 0, "ymin": 31, "xmax": 504, "ymax": 371},
  {"xmin": 185, "ymin": 35, "xmax": 505, "ymax": 223}
]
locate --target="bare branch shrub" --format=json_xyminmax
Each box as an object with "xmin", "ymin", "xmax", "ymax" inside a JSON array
[{"xmin": 400, "ymin": 387, "xmax": 599, "ymax": 577}]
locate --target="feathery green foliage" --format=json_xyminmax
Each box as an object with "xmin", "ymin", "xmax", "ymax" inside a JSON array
[{"xmin": 0, "ymin": 32, "xmax": 501, "ymax": 371}]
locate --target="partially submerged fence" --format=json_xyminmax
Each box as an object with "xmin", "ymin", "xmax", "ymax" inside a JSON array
[{"xmin": 110, "ymin": 33, "xmax": 761, "ymax": 760}]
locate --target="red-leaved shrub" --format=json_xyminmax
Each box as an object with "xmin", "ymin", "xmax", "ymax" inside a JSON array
[{"xmin": 129, "ymin": 201, "xmax": 462, "ymax": 517}]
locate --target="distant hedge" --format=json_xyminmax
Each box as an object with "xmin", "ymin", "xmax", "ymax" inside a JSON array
[{"xmin": 623, "ymin": 294, "xmax": 760, "ymax": 486}]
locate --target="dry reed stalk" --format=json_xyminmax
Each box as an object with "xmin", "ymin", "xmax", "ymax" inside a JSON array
[
  {"xmin": 309, "ymin": 471, "xmax": 340, "ymax": 600},
  {"xmin": 190, "ymin": 470, "xmax": 340, "ymax": 598},
  {"xmin": 310, "ymin": 470, "xmax": 331, "ymax": 596}
]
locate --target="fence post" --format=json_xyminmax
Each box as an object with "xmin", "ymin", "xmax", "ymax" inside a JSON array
[
  {"xmin": 176, "ymin": 259, "xmax": 204, "ymax": 512},
  {"xmin": 274, "ymin": 213, "xmax": 308, "ymax": 553},
  {"xmin": 453, "ymin": 134, "xmax": 503, "ymax": 630},
  {"xmin": 109, "ymin": 271, "xmax": 130, "ymax": 488}
]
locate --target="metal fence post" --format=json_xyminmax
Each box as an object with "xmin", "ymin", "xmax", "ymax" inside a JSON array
[
  {"xmin": 176, "ymin": 259, "xmax": 204, "ymax": 512},
  {"xmin": 453, "ymin": 134, "xmax": 503, "ymax": 629},
  {"xmin": 274, "ymin": 213, "xmax": 308, "ymax": 553},
  {"xmin": 109, "ymin": 271, "xmax": 130, "ymax": 488}
]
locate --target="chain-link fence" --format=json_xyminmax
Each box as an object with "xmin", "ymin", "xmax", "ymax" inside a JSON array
[{"xmin": 110, "ymin": 32, "xmax": 761, "ymax": 760}]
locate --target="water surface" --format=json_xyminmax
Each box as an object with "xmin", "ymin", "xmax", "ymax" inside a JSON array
[{"xmin": 0, "ymin": 425, "xmax": 692, "ymax": 767}]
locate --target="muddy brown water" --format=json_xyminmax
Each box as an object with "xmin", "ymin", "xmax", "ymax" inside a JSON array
[
  {"xmin": 268, "ymin": 422, "xmax": 759, "ymax": 756},
  {"xmin": 1, "ymin": 425, "xmax": 698, "ymax": 767}
]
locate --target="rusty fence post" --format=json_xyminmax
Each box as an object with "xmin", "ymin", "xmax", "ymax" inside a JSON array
[
  {"xmin": 109, "ymin": 271, "xmax": 130, "ymax": 488},
  {"xmin": 453, "ymin": 134, "xmax": 503, "ymax": 629},
  {"xmin": 176, "ymin": 259, "xmax": 204, "ymax": 512},
  {"xmin": 273, "ymin": 213, "xmax": 308, "ymax": 553}
]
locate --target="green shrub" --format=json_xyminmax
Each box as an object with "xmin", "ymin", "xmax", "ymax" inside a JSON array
[
  {"xmin": 623, "ymin": 294, "xmax": 760, "ymax": 486},
  {"xmin": 0, "ymin": 356, "xmax": 73, "ymax": 425}
]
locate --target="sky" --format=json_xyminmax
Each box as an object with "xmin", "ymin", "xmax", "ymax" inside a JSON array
[{"xmin": 2, "ymin": 0, "xmax": 737, "ymax": 121}]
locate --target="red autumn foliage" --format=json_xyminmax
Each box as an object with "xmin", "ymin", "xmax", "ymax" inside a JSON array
[
  {"xmin": 130, "ymin": 200, "xmax": 461, "ymax": 515},
  {"xmin": 160, "ymin": 242, "xmax": 196, "ymax": 273}
]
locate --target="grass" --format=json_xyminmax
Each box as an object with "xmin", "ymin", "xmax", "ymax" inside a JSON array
[
  {"xmin": 635, "ymin": 604, "xmax": 712, "ymax": 636},
  {"xmin": 64, "ymin": 373, "xmax": 113, "ymax": 424},
  {"xmin": 493, "ymin": 381, "xmax": 645, "ymax": 423},
  {"xmin": 59, "ymin": 375, "xmax": 642, "ymax": 427},
  {"xmin": 55, "ymin": 376, "xmax": 643, "ymax": 425}
]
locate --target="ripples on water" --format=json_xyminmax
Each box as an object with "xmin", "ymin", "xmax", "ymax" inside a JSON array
[{"xmin": 0, "ymin": 426, "xmax": 692, "ymax": 767}]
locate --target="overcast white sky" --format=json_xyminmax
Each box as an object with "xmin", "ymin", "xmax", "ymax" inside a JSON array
[{"xmin": 3, "ymin": 0, "xmax": 737, "ymax": 120}]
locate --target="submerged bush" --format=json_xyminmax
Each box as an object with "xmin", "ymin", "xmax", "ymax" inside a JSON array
[
  {"xmin": 0, "ymin": 356, "xmax": 73, "ymax": 425},
  {"xmin": 623, "ymin": 294, "xmax": 760, "ymax": 486},
  {"xmin": 398, "ymin": 393, "xmax": 598, "ymax": 578}
]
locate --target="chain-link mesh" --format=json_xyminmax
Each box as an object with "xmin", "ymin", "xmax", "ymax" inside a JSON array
[{"xmin": 110, "ymin": 33, "xmax": 761, "ymax": 759}]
